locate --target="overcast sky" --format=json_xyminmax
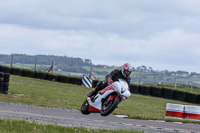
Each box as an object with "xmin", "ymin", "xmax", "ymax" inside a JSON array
[{"xmin": 0, "ymin": 0, "xmax": 200, "ymax": 72}]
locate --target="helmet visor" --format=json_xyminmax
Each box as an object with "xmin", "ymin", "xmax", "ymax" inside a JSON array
[{"xmin": 124, "ymin": 70, "xmax": 131, "ymax": 76}]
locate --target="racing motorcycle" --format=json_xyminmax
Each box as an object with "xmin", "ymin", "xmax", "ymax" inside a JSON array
[{"xmin": 81, "ymin": 79, "xmax": 131, "ymax": 116}]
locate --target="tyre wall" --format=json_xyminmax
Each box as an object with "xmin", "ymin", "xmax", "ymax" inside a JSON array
[
  {"xmin": 129, "ymin": 84, "xmax": 139, "ymax": 94},
  {"xmin": 57, "ymin": 75, "xmax": 70, "ymax": 83},
  {"xmin": 92, "ymin": 80, "xmax": 99, "ymax": 88},
  {"xmin": 11, "ymin": 67, "xmax": 23, "ymax": 76},
  {"xmin": 0, "ymin": 73, "xmax": 10, "ymax": 94},
  {"xmin": 173, "ymin": 90, "xmax": 186, "ymax": 102},
  {"xmin": 196, "ymin": 95, "xmax": 200, "ymax": 104},
  {"xmin": 0, "ymin": 72, "xmax": 4, "ymax": 93},
  {"xmin": 23, "ymin": 69, "xmax": 36, "ymax": 78},
  {"xmin": 69, "ymin": 77, "xmax": 82, "ymax": 85},
  {"xmin": 1, "ymin": 65, "xmax": 200, "ymax": 104},
  {"xmin": 150, "ymin": 86, "xmax": 162, "ymax": 97},
  {"xmin": 0, "ymin": 65, "xmax": 11, "ymax": 73},
  {"xmin": 35, "ymin": 71, "xmax": 47, "ymax": 79},
  {"xmin": 139, "ymin": 86, "xmax": 151, "ymax": 95},
  {"xmin": 46, "ymin": 73, "xmax": 58, "ymax": 81},
  {"xmin": 162, "ymin": 88, "xmax": 174, "ymax": 99},
  {"xmin": 185, "ymin": 92, "xmax": 198, "ymax": 104}
]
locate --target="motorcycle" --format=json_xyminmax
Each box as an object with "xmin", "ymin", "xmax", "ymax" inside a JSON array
[{"xmin": 81, "ymin": 79, "xmax": 131, "ymax": 116}]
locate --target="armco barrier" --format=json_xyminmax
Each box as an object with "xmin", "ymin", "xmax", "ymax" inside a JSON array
[
  {"xmin": 184, "ymin": 105, "xmax": 200, "ymax": 120},
  {"xmin": 165, "ymin": 103, "xmax": 184, "ymax": 119}
]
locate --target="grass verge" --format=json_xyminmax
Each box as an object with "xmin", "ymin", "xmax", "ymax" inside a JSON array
[
  {"xmin": 0, "ymin": 75, "xmax": 200, "ymax": 124},
  {"xmin": 0, "ymin": 119, "xmax": 141, "ymax": 133}
]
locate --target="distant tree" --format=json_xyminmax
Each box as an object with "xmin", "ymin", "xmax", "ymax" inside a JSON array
[
  {"xmin": 176, "ymin": 70, "xmax": 189, "ymax": 74},
  {"xmin": 148, "ymin": 67, "xmax": 153, "ymax": 72},
  {"xmin": 191, "ymin": 72, "xmax": 197, "ymax": 75},
  {"xmin": 0, "ymin": 54, "xmax": 93, "ymax": 66}
]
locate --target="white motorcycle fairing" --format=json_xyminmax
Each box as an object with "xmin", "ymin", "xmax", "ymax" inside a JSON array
[
  {"xmin": 88, "ymin": 86, "xmax": 116, "ymax": 112},
  {"xmin": 87, "ymin": 79, "xmax": 131, "ymax": 112}
]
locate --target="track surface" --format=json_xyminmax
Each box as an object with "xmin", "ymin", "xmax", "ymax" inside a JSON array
[{"xmin": 0, "ymin": 102, "xmax": 199, "ymax": 133}]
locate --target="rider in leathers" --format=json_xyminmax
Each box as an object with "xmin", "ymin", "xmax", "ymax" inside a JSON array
[{"xmin": 88, "ymin": 63, "xmax": 132, "ymax": 97}]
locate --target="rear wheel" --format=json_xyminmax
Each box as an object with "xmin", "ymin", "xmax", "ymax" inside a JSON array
[
  {"xmin": 100, "ymin": 97, "xmax": 119, "ymax": 116},
  {"xmin": 81, "ymin": 100, "xmax": 90, "ymax": 115}
]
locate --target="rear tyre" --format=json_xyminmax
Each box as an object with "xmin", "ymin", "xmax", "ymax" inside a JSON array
[
  {"xmin": 100, "ymin": 97, "xmax": 119, "ymax": 116},
  {"xmin": 81, "ymin": 100, "xmax": 90, "ymax": 115}
]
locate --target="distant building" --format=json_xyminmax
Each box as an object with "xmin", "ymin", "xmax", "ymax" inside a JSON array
[{"xmin": 70, "ymin": 73, "xmax": 83, "ymax": 77}]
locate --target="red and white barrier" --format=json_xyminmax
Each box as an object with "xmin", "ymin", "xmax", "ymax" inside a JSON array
[
  {"xmin": 165, "ymin": 103, "xmax": 184, "ymax": 119},
  {"xmin": 184, "ymin": 105, "xmax": 200, "ymax": 120},
  {"xmin": 165, "ymin": 103, "xmax": 200, "ymax": 120}
]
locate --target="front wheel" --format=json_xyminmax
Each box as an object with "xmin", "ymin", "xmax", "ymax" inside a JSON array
[
  {"xmin": 81, "ymin": 100, "xmax": 90, "ymax": 115},
  {"xmin": 100, "ymin": 97, "xmax": 119, "ymax": 116}
]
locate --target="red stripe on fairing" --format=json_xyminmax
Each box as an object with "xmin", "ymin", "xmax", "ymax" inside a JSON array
[
  {"xmin": 88, "ymin": 106, "xmax": 100, "ymax": 112},
  {"xmin": 109, "ymin": 95, "xmax": 120, "ymax": 101},
  {"xmin": 184, "ymin": 113, "xmax": 200, "ymax": 119},
  {"xmin": 165, "ymin": 111, "xmax": 183, "ymax": 118},
  {"xmin": 99, "ymin": 86, "xmax": 115, "ymax": 94}
]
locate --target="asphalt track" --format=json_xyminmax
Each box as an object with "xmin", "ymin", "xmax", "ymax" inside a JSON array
[{"xmin": 0, "ymin": 102, "xmax": 199, "ymax": 133}]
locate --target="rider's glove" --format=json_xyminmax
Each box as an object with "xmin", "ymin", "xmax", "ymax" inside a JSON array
[{"xmin": 107, "ymin": 77, "xmax": 113, "ymax": 84}]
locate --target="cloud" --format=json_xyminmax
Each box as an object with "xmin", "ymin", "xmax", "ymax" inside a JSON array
[
  {"xmin": 1, "ymin": 0, "xmax": 199, "ymax": 34},
  {"xmin": 0, "ymin": 0, "xmax": 200, "ymax": 72}
]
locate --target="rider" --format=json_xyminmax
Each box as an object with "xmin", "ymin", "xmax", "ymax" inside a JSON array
[{"xmin": 88, "ymin": 63, "xmax": 132, "ymax": 97}]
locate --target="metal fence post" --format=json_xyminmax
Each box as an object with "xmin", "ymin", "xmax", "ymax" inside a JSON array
[
  {"xmin": 11, "ymin": 54, "xmax": 14, "ymax": 67},
  {"xmin": 40, "ymin": 61, "xmax": 43, "ymax": 71},
  {"xmin": 154, "ymin": 73, "xmax": 157, "ymax": 86},
  {"xmin": 22, "ymin": 61, "xmax": 24, "ymax": 68},
  {"xmin": 175, "ymin": 78, "xmax": 177, "ymax": 90},
  {"xmin": 190, "ymin": 83, "xmax": 193, "ymax": 92},
  {"xmin": 34, "ymin": 58, "xmax": 37, "ymax": 71},
  {"xmin": 51, "ymin": 61, "xmax": 55, "ymax": 73}
]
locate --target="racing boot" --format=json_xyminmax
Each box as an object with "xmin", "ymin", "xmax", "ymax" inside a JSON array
[
  {"xmin": 87, "ymin": 81, "xmax": 106, "ymax": 97},
  {"xmin": 87, "ymin": 90, "xmax": 98, "ymax": 103},
  {"xmin": 87, "ymin": 90, "xmax": 96, "ymax": 97}
]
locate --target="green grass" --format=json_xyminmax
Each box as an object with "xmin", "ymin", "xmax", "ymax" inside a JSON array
[
  {"xmin": 0, "ymin": 75, "xmax": 200, "ymax": 124},
  {"xmin": 4, "ymin": 63, "xmax": 50, "ymax": 70},
  {"xmin": 156, "ymin": 84, "xmax": 200, "ymax": 94},
  {"xmin": 0, "ymin": 75, "xmax": 87, "ymax": 109},
  {"xmin": 4, "ymin": 64, "xmax": 200, "ymax": 93},
  {"xmin": 0, "ymin": 119, "xmax": 141, "ymax": 133},
  {"xmin": 82, "ymin": 66, "xmax": 114, "ymax": 73}
]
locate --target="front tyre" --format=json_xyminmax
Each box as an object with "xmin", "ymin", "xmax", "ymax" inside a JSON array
[
  {"xmin": 81, "ymin": 100, "xmax": 90, "ymax": 115},
  {"xmin": 100, "ymin": 97, "xmax": 119, "ymax": 116}
]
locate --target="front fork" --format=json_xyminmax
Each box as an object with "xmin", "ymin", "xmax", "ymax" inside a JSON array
[
  {"xmin": 109, "ymin": 94, "xmax": 120, "ymax": 101},
  {"xmin": 104, "ymin": 94, "xmax": 121, "ymax": 106}
]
